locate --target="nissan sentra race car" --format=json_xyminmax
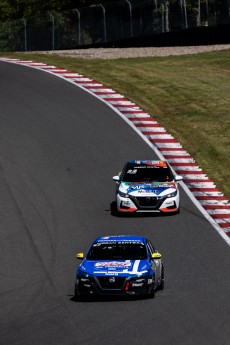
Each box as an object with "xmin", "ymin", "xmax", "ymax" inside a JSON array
[
  {"xmin": 113, "ymin": 160, "xmax": 183, "ymax": 214},
  {"xmin": 75, "ymin": 235, "xmax": 164, "ymax": 299}
]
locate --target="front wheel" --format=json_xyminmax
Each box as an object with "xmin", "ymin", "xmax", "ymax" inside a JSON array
[
  {"xmin": 74, "ymin": 284, "xmax": 82, "ymax": 301},
  {"xmin": 158, "ymin": 268, "xmax": 164, "ymax": 290},
  {"xmin": 175, "ymin": 206, "xmax": 180, "ymax": 214},
  {"xmin": 147, "ymin": 283, "xmax": 155, "ymax": 299}
]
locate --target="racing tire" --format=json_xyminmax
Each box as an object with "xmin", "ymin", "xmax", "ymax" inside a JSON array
[
  {"xmin": 147, "ymin": 284, "xmax": 155, "ymax": 299},
  {"xmin": 111, "ymin": 202, "xmax": 123, "ymax": 217},
  {"xmin": 158, "ymin": 278, "xmax": 164, "ymax": 291},
  {"xmin": 175, "ymin": 207, "xmax": 180, "ymax": 215},
  {"xmin": 158, "ymin": 268, "xmax": 165, "ymax": 290},
  {"xmin": 74, "ymin": 285, "xmax": 82, "ymax": 301}
]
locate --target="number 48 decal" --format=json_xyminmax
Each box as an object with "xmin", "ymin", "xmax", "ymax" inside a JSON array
[{"xmin": 127, "ymin": 169, "xmax": 137, "ymax": 174}]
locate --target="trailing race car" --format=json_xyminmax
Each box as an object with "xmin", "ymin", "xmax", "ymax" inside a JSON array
[
  {"xmin": 113, "ymin": 160, "xmax": 183, "ymax": 214},
  {"xmin": 75, "ymin": 235, "xmax": 164, "ymax": 300}
]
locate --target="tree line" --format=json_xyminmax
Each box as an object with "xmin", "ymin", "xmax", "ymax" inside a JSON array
[
  {"xmin": 1, "ymin": 1, "xmax": 223, "ymax": 22},
  {"xmin": 0, "ymin": 0, "xmax": 115, "ymax": 21}
]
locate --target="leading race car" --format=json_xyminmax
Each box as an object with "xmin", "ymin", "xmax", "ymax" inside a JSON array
[
  {"xmin": 113, "ymin": 160, "xmax": 183, "ymax": 214},
  {"xmin": 75, "ymin": 235, "xmax": 164, "ymax": 300}
]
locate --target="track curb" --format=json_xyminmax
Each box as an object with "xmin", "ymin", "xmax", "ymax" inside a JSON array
[{"xmin": 1, "ymin": 57, "xmax": 229, "ymax": 246}]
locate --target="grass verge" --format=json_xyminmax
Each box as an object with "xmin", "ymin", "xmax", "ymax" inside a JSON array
[{"xmin": 1, "ymin": 50, "xmax": 230, "ymax": 199}]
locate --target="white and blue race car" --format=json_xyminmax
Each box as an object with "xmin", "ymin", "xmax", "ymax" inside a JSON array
[
  {"xmin": 75, "ymin": 235, "xmax": 164, "ymax": 299},
  {"xmin": 113, "ymin": 160, "xmax": 183, "ymax": 214}
]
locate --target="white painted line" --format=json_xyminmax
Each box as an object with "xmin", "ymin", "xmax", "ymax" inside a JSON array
[
  {"xmin": 37, "ymin": 65, "xmax": 56, "ymax": 69},
  {"xmin": 140, "ymin": 128, "xmax": 166, "ymax": 133},
  {"xmin": 207, "ymin": 210, "xmax": 230, "ymax": 214},
  {"xmin": 89, "ymin": 88, "xmax": 115, "ymax": 93},
  {"xmin": 149, "ymin": 135, "xmax": 175, "ymax": 140},
  {"xmin": 63, "ymin": 73, "xmax": 84, "ymax": 77},
  {"xmin": 108, "ymin": 101, "xmax": 137, "ymax": 106},
  {"xmin": 72, "ymin": 77, "xmax": 92, "ymax": 81},
  {"xmin": 200, "ymin": 200, "xmax": 229, "ymax": 205},
  {"xmin": 129, "ymin": 117, "xmax": 156, "ymax": 121},
  {"xmin": 161, "ymin": 151, "xmax": 190, "ymax": 156},
  {"xmin": 79, "ymin": 83, "xmax": 103, "ymax": 87},
  {"xmin": 183, "ymin": 182, "xmax": 215, "ymax": 187},
  {"xmin": 98, "ymin": 94, "xmax": 125, "ymax": 99},
  {"xmin": 118, "ymin": 107, "xmax": 142, "ymax": 111},
  {"xmin": 167, "ymin": 158, "xmax": 195, "ymax": 163},
  {"xmin": 155, "ymin": 143, "xmax": 182, "ymax": 148},
  {"xmin": 192, "ymin": 191, "xmax": 224, "ymax": 196}
]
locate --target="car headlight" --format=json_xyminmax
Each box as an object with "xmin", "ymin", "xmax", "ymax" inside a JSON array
[
  {"xmin": 118, "ymin": 190, "xmax": 130, "ymax": 198},
  {"xmin": 166, "ymin": 190, "xmax": 177, "ymax": 198}
]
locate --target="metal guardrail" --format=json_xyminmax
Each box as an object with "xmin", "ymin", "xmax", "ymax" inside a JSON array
[{"xmin": 0, "ymin": 0, "xmax": 230, "ymax": 52}]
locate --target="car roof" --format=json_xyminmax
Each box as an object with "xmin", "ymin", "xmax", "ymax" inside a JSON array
[
  {"xmin": 126, "ymin": 160, "xmax": 167, "ymax": 167},
  {"xmin": 94, "ymin": 235, "xmax": 147, "ymax": 243}
]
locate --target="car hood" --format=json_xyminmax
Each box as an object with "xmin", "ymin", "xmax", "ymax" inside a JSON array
[
  {"xmin": 80, "ymin": 259, "xmax": 152, "ymax": 277},
  {"xmin": 119, "ymin": 181, "xmax": 177, "ymax": 196}
]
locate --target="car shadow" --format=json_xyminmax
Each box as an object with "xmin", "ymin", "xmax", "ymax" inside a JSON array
[{"xmin": 70, "ymin": 294, "xmax": 149, "ymax": 303}]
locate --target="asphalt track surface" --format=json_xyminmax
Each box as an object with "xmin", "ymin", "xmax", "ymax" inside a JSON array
[{"xmin": 0, "ymin": 62, "xmax": 229, "ymax": 345}]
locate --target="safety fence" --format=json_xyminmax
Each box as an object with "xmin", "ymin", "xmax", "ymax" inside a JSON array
[{"xmin": 0, "ymin": 0, "xmax": 230, "ymax": 51}]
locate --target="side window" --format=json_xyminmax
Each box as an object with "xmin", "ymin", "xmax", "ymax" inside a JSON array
[
  {"xmin": 147, "ymin": 240, "xmax": 155, "ymax": 254},
  {"xmin": 120, "ymin": 164, "xmax": 128, "ymax": 180},
  {"xmin": 147, "ymin": 240, "xmax": 154, "ymax": 257}
]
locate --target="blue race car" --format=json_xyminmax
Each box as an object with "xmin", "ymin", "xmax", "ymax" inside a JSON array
[
  {"xmin": 75, "ymin": 235, "xmax": 164, "ymax": 299},
  {"xmin": 113, "ymin": 160, "xmax": 183, "ymax": 214}
]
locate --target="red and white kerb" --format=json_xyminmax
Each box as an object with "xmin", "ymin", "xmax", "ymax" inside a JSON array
[{"xmin": 1, "ymin": 58, "xmax": 229, "ymax": 245}]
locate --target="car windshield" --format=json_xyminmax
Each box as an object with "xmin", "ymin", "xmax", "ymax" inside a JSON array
[
  {"xmin": 86, "ymin": 242, "xmax": 148, "ymax": 260},
  {"xmin": 122, "ymin": 166, "xmax": 173, "ymax": 182}
]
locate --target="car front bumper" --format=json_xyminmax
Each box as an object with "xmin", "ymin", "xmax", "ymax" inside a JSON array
[
  {"xmin": 76, "ymin": 275, "xmax": 154, "ymax": 297},
  {"xmin": 116, "ymin": 193, "xmax": 179, "ymax": 213}
]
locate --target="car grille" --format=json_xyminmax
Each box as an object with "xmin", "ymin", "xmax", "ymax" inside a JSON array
[
  {"xmin": 96, "ymin": 276, "xmax": 126, "ymax": 290},
  {"xmin": 134, "ymin": 196, "xmax": 162, "ymax": 208}
]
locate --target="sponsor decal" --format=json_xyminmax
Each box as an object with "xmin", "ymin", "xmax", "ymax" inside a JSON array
[
  {"xmin": 101, "ymin": 236, "xmax": 124, "ymax": 239},
  {"xmin": 96, "ymin": 240, "xmax": 144, "ymax": 245},
  {"xmin": 95, "ymin": 261, "xmax": 132, "ymax": 268},
  {"xmin": 127, "ymin": 184, "xmax": 175, "ymax": 195},
  {"xmin": 105, "ymin": 272, "xmax": 119, "ymax": 276},
  {"xmin": 125, "ymin": 181, "xmax": 175, "ymax": 188},
  {"xmin": 136, "ymin": 189, "xmax": 157, "ymax": 194},
  {"xmin": 142, "ymin": 160, "xmax": 167, "ymax": 167}
]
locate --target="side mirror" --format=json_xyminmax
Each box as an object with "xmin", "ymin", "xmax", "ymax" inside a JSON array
[
  {"xmin": 174, "ymin": 175, "xmax": 183, "ymax": 182},
  {"xmin": 113, "ymin": 175, "xmax": 120, "ymax": 182},
  {"xmin": 76, "ymin": 252, "xmax": 84, "ymax": 260},
  {"xmin": 151, "ymin": 252, "xmax": 162, "ymax": 260}
]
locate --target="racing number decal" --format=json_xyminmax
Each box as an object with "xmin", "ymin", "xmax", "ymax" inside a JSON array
[{"xmin": 127, "ymin": 169, "xmax": 137, "ymax": 174}]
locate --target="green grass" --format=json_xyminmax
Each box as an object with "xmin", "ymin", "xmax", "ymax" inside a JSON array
[{"xmin": 1, "ymin": 50, "xmax": 230, "ymax": 199}]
